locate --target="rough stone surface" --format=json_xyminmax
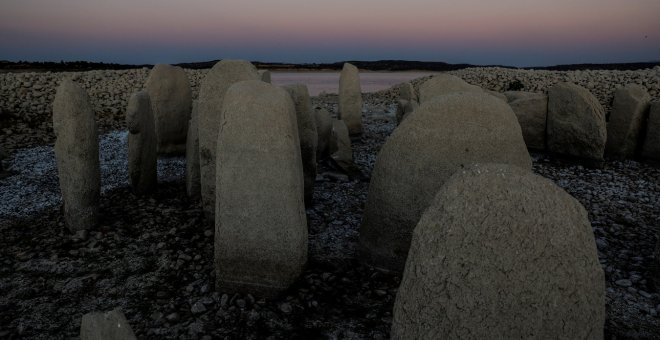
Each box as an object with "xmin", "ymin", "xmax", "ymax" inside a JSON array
[
  {"xmin": 215, "ymin": 80, "xmax": 307, "ymax": 297},
  {"xmin": 314, "ymin": 107, "xmax": 333, "ymax": 159},
  {"xmin": 418, "ymin": 73, "xmax": 482, "ymax": 103},
  {"xmin": 398, "ymin": 82, "xmax": 416, "ymax": 102},
  {"xmin": 80, "ymin": 309, "xmax": 137, "ymax": 340},
  {"xmin": 145, "ymin": 64, "xmax": 192, "ymax": 155},
  {"xmin": 504, "ymin": 91, "xmax": 548, "ymax": 150},
  {"xmin": 259, "ymin": 70, "xmax": 272, "ymax": 83},
  {"xmin": 391, "ymin": 163, "xmax": 605, "ymax": 340},
  {"xmin": 606, "ymin": 84, "xmax": 651, "ymax": 159},
  {"xmin": 186, "ymin": 101, "xmax": 201, "ymax": 199},
  {"xmin": 547, "ymin": 82, "xmax": 607, "ymax": 161},
  {"xmin": 198, "ymin": 60, "xmax": 260, "ymax": 221},
  {"xmin": 283, "ymin": 84, "xmax": 318, "ymax": 206},
  {"xmin": 126, "ymin": 91, "xmax": 157, "ymax": 194},
  {"xmin": 642, "ymin": 102, "xmax": 660, "ymax": 162},
  {"xmin": 360, "ymin": 92, "xmax": 531, "ymax": 272},
  {"xmin": 52, "ymin": 79, "xmax": 100, "ymax": 232},
  {"xmin": 338, "ymin": 63, "xmax": 363, "ymax": 135}
]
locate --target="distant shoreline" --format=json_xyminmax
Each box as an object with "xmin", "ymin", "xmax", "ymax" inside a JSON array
[{"xmin": 1, "ymin": 59, "xmax": 659, "ymax": 73}]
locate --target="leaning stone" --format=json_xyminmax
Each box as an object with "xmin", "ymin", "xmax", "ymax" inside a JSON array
[
  {"xmin": 398, "ymin": 82, "xmax": 416, "ymax": 102},
  {"xmin": 418, "ymin": 74, "xmax": 482, "ymax": 103},
  {"xmin": 186, "ymin": 101, "xmax": 201, "ymax": 199},
  {"xmin": 338, "ymin": 63, "xmax": 363, "ymax": 135},
  {"xmin": 642, "ymin": 102, "xmax": 660, "ymax": 163},
  {"xmin": 215, "ymin": 80, "xmax": 307, "ymax": 297},
  {"xmin": 547, "ymin": 82, "xmax": 606, "ymax": 162},
  {"xmin": 314, "ymin": 107, "xmax": 333, "ymax": 160},
  {"xmin": 259, "ymin": 70, "xmax": 272, "ymax": 83},
  {"xmin": 145, "ymin": 64, "xmax": 193, "ymax": 155},
  {"xmin": 283, "ymin": 84, "xmax": 318, "ymax": 206},
  {"xmin": 198, "ymin": 60, "xmax": 260, "ymax": 221},
  {"xmin": 360, "ymin": 92, "xmax": 531, "ymax": 272},
  {"xmin": 391, "ymin": 163, "xmax": 605, "ymax": 340},
  {"xmin": 606, "ymin": 84, "xmax": 651, "ymax": 159},
  {"xmin": 126, "ymin": 91, "xmax": 157, "ymax": 194},
  {"xmin": 53, "ymin": 79, "xmax": 100, "ymax": 232},
  {"xmin": 504, "ymin": 91, "xmax": 548, "ymax": 150},
  {"xmin": 80, "ymin": 309, "xmax": 137, "ymax": 340}
]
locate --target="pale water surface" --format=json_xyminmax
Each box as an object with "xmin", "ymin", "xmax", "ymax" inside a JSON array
[{"xmin": 270, "ymin": 71, "xmax": 438, "ymax": 96}]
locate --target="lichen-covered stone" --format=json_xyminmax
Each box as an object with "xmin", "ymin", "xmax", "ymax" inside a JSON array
[
  {"xmin": 145, "ymin": 64, "xmax": 192, "ymax": 154},
  {"xmin": 215, "ymin": 80, "xmax": 307, "ymax": 297},
  {"xmin": 283, "ymin": 84, "xmax": 318, "ymax": 206},
  {"xmin": 392, "ymin": 163, "xmax": 605, "ymax": 340},
  {"xmin": 198, "ymin": 60, "xmax": 260, "ymax": 221},
  {"xmin": 360, "ymin": 92, "xmax": 531, "ymax": 272},
  {"xmin": 52, "ymin": 79, "xmax": 100, "ymax": 232},
  {"xmin": 338, "ymin": 63, "xmax": 363, "ymax": 135},
  {"xmin": 126, "ymin": 90, "xmax": 157, "ymax": 194}
]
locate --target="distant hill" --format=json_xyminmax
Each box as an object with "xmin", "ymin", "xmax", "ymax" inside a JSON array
[{"xmin": 1, "ymin": 59, "xmax": 658, "ymax": 73}]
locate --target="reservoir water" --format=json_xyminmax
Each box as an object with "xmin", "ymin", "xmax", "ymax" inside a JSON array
[{"xmin": 270, "ymin": 71, "xmax": 438, "ymax": 96}]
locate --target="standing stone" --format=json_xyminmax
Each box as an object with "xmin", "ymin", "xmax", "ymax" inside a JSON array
[
  {"xmin": 391, "ymin": 164, "xmax": 605, "ymax": 340},
  {"xmin": 215, "ymin": 80, "xmax": 307, "ymax": 297},
  {"xmin": 145, "ymin": 64, "xmax": 193, "ymax": 154},
  {"xmin": 198, "ymin": 60, "xmax": 260, "ymax": 220},
  {"xmin": 338, "ymin": 63, "xmax": 363, "ymax": 135},
  {"xmin": 606, "ymin": 84, "xmax": 651, "ymax": 159},
  {"xmin": 547, "ymin": 82, "xmax": 607, "ymax": 161},
  {"xmin": 259, "ymin": 70, "xmax": 272, "ymax": 83},
  {"xmin": 330, "ymin": 120, "xmax": 353, "ymax": 164},
  {"xmin": 126, "ymin": 91, "xmax": 157, "ymax": 194},
  {"xmin": 283, "ymin": 84, "xmax": 318, "ymax": 206},
  {"xmin": 360, "ymin": 93, "xmax": 531, "ymax": 272},
  {"xmin": 504, "ymin": 91, "xmax": 548, "ymax": 150},
  {"xmin": 398, "ymin": 82, "xmax": 417, "ymax": 102},
  {"xmin": 53, "ymin": 79, "xmax": 100, "ymax": 232},
  {"xmin": 80, "ymin": 309, "xmax": 137, "ymax": 340},
  {"xmin": 418, "ymin": 74, "xmax": 482, "ymax": 104},
  {"xmin": 186, "ymin": 101, "xmax": 201, "ymax": 199},
  {"xmin": 642, "ymin": 102, "xmax": 660, "ymax": 162},
  {"xmin": 314, "ymin": 107, "xmax": 333, "ymax": 159}
]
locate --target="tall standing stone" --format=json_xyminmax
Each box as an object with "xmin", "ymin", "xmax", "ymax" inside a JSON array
[
  {"xmin": 283, "ymin": 84, "xmax": 318, "ymax": 206},
  {"xmin": 418, "ymin": 74, "xmax": 482, "ymax": 104},
  {"xmin": 53, "ymin": 79, "xmax": 100, "ymax": 232},
  {"xmin": 198, "ymin": 60, "xmax": 260, "ymax": 220},
  {"xmin": 392, "ymin": 164, "xmax": 605, "ymax": 339},
  {"xmin": 314, "ymin": 107, "xmax": 333, "ymax": 159},
  {"xmin": 606, "ymin": 84, "xmax": 651, "ymax": 159},
  {"xmin": 360, "ymin": 93, "xmax": 531, "ymax": 272},
  {"xmin": 338, "ymin": 63, "xmax": 363, "ymax": 135},
  {"xmin": 547, "ymin": 82, "xmax": 607, "ymax": 162},
  {"xmin": 504, "ymin": 91, "xmax": 548, "ymax": 150},
  {"xmin": 642, "ymin": 102, "xmax": 660, "ymax": 162},
  {"xmin": 186, "ymin": 101, "xmax": 201, "ymax": 199},
  {"xmin": 145, "ymin": 64, "xmax": 193, "ymax": 154},
  {"xmin": 215, "ymin": 80, "xmax": 307, "ymax": 297},
  {"xmin": 80, "ymin": 310, "xmax": 137, "ymax": 340},
  {"xmin": 126, "ymin": 90, "xmax": 157, "ymax": 194}
]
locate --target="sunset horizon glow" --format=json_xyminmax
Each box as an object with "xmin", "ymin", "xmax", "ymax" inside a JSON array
[{"xmin": 1, "ymin": 0, "xmax": 659, "ymax": 67}]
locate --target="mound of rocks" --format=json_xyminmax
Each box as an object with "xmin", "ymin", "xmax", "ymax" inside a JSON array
[
  {"xmin": 215, "ymin": 80, "xmax": 307, "ymax": 297},
  {"xmin": 360, "ymin": 92, "xmax": 531, "ymax": 272},
  {"xmin": 52, "ymin": 79, "xmax": 100, "ymax": 232},
  {"xmin": 392, "ymin": 163, "xmax": 605, "ymax": 339},
  {"xmin": 547, "ymin": 82, "xmax": 607, "ymax": 162}
]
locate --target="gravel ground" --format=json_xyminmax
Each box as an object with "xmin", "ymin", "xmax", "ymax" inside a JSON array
[{"xmin": 0, "ymin": 92, "xmax": 659, "ymax": 339}]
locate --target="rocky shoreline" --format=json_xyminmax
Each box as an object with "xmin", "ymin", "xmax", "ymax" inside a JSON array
[{"xmin": 1, "ymin": 70, "xmax": 659, "ymax": 339}]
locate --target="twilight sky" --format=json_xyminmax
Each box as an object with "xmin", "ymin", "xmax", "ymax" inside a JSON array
[{"xmin": 1, "ymin": 0, "xmax": 659, "ymax": 67}]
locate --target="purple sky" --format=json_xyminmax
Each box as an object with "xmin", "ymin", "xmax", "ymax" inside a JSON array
[{"xmin": 1, "ymin": 0, "xmax": 659, "ymax": 66}]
